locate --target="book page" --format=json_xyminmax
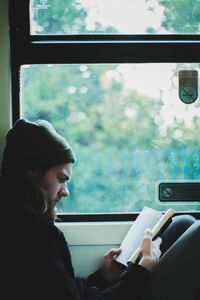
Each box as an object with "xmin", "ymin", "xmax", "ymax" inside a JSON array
[{"xmin": 116, "ymin": 206, "xmax": 163, "ymax": 266}]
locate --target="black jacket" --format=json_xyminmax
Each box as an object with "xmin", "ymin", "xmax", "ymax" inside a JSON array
[{"xmin": 0, "ymin": 198, "xmax": 150, "ymax": 300}]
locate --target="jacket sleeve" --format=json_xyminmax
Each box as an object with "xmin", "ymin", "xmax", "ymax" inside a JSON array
[
  {"xmin": 82, "ymin": 263, "xmax": 150, "ymax": 300},
  {"xmin": 20, "ymin": 223, "xmax": 151, "ymax": 300}
]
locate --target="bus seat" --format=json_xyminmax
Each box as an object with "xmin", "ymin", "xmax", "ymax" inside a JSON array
[{"xmin": 141, "ymin": 220, "xmax": 200, "ymax": 300}]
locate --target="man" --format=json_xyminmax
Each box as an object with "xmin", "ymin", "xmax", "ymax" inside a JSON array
[{"xmin": 0, "ymin": 119, "xmax": 195, "ymax": 300}]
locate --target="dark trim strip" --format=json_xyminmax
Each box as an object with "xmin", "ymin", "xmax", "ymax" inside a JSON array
[
  {"xmin": 30, "ymin": 34, "xmax": 200, "ymax": 42},
  {"xmin": 56, "ymin": 212, "xmax": 200, "ymax": 222}
]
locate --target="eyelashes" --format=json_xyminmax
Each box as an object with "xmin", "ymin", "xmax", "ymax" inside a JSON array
[{"xmin": 58, "ymin": 177, "xmax": 66, "ymax": 183}]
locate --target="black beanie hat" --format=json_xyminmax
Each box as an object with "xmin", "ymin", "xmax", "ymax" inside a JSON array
[{"xmin": 1, "ymin": 119, "xmax": 76, "ymax": 176}]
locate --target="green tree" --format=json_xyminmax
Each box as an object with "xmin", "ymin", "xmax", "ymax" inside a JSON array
[
  {"xmin": 159, "ymin": 0, "xmax": 200, "ymax": 33},
  {"xmin": 31, "ymin": 0, "xmax": 118, "ymax": 34},
  {"xmin": 23, "ymin": 0, "xmax": 200, "ymax": 213}
]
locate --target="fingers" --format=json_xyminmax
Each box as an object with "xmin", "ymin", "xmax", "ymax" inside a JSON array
[
  {"xmin": 151, "ymin": 237, "xmax": 162, "ymax": 261},
  {"xmin": 139, "ymin": 230, "xmax": 162, "ymax": 270},
  {"xmin": 153, "ymin": 236, "xmax": 162, "ymax": 248},
  {"xmin": 141, "ymin": 235, "xmax": 151, "ymax": 257},
  {"xmin": 140, "ymin": 229, "xmax": 153, "ymax": 257},
  {"xmin": 104, "ymin": 248, "xmax": 122, "ymax": 260},
  {"xmin": 144, "ymin": 228, "xmax": 153, "ymax": 238}
]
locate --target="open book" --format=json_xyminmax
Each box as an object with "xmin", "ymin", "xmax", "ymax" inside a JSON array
[{"xmin": 116, "ymin": 206, "xmax": 175, "ymax": 266}]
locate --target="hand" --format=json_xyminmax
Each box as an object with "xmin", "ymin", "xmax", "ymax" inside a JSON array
[
  {"xmin": 138, "ymin": 229, "xmax": 162, "ymax": 271},
  {"xmin": 100, "ymin": 248, "xmax": 126, "ymax": 283}
]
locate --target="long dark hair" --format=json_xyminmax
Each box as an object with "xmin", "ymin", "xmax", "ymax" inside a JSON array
[{"xmin": 0, "ymin": 165, "xmax": 57, "ymax": 219}]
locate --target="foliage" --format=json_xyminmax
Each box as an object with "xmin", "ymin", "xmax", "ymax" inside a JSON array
[
  {"xmin": 159, "ymin": 0, "xmax": 200, "ymax": 33},
  {"xmin": 22, "ymin": 0, "xmax": 200, "ymax": 214},
  {"xmin": 31, "ymin": 0, "xmax": 118, "ymax": 34}
]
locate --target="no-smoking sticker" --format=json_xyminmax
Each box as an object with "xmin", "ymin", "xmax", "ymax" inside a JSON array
[
  {"xmin": 161, "ymin": 186, "xmax": 173, "ymax": 199},
  {"xmin": 179, "ymin": 70, "xmax": 198, "ymax": 104}
]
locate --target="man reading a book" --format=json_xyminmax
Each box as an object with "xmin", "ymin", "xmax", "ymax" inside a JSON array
[{"xmin": 0, "ymin": 118, "xmax": 196, "ymax": 300}]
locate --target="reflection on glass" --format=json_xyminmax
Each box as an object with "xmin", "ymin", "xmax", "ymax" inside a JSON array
[
  {"xmin": 30, "ymin": 0, "xmax": 200, "ymax": 35},
  {"xmin": 21, "ymin": 63, "xmax": 200, "ymax": 213}
]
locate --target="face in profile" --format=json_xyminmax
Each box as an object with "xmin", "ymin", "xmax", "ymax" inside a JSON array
[
  {"xmin": 28, "ymin": 162, "xmax": 72, "ymax": 216},
  {"xmin": 40, "ymin": 162, "xmax": 72, "ymax": 211}
]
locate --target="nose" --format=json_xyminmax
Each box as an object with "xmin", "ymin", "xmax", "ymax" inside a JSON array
[{"xmin": 60, "ymin": 183, "xmax": 69, "ymax": 197}]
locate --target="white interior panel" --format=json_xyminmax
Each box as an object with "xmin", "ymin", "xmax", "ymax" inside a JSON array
[{"xmin": 56, "ymin": 221, "xmax": 133, "ymax": 276}]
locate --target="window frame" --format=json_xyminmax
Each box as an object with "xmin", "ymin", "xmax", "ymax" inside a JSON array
[{"xmin": 9, "ymin": 0, "xmax": 200, "ymax": 221}]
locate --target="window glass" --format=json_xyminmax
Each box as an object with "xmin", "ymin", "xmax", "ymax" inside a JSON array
[
  {"xmin": 20, "ymin": 63, "xmax": 200, "ymax": 213},
  {"xmin": 30, "ymin": 0, "xmax": 200, "ymax": 35}
]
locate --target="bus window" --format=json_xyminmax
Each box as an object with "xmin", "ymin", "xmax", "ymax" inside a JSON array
[
  {"xmin": 9, "ymin": 0, "xmax": 200, "ymax": 218},
  {"xmin": 20, "ymin": 63, "xmax": 200, "ymax": 214}
]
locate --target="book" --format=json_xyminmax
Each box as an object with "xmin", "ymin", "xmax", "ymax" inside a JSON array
[{"xmin": 115, "ymin": 206, "xmax": 175, "ymax": 266}]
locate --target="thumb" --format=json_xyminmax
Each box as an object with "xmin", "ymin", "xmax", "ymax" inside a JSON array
[{"xmin": 144, "ymin": 228, "xmax": 153, "ymax": 238}]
